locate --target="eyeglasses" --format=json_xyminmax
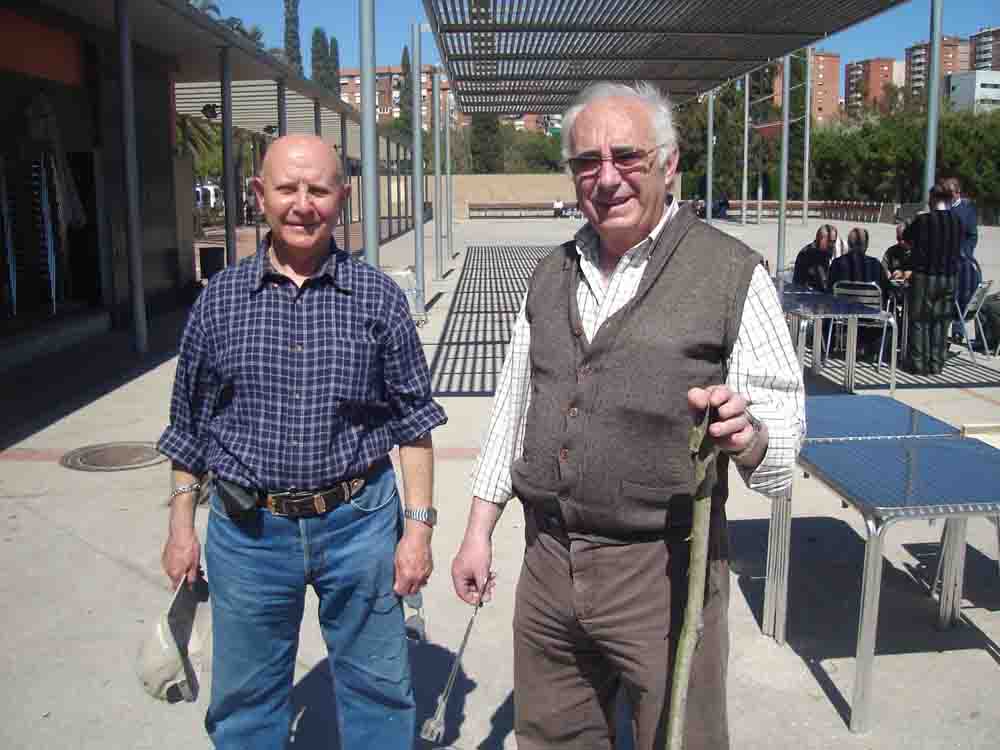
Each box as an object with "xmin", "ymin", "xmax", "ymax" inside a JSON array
[{"xmin": 565, "ymin": 144, "xmax": 668, "ymax": 178}]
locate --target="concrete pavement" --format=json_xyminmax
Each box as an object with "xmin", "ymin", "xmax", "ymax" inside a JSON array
[{"xmin": 1, "ymin": 214, "xmax": 999, "ymax": 749}]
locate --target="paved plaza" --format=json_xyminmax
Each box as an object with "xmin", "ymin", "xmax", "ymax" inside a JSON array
[{"xmin": 2, "ymin": 215, "xmax": 999, "ymax": 749}]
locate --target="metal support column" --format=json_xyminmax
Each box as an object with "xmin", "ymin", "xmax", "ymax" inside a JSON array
[
  {"xmin": 115, "ymin": 0, "xmax": 148, "ymax": 353},
  {"xmin": 742, "ymin": 74, "xmax": 749, "ymax": 226},
  {"xmin": 923, "ymin": 0, "xmax": 944, "ymax": 197},
  {"xmin": 396, "ymin": 142, "xmax": 402, "ymax": 237},
  {"xmin": 432, "ymin": 69, "xmax": 443, "ymax": 281},
  {"xmin": 385, "ymin": 138, "xmax": 392, "ymax": 240},
  {"xmin": 340, "ymin": 116, "xmax": 351, "ymax": 254},
  {"xmin": 802, "ymin": 46, "xmax": 813, "ymax": 225},
  {"xmin": 277, "ymin": 79, "xmax": 287, "ymax": 135},
  {"xmin": 411, "ymin": 23, "xmax": 425, "ymax": 315},
  {"xmin": 220, "ymin": 47, "xmax": 237, "ymax": 268},
  {"xmin": 446, "ymin": 94, "xmax": 454, "ymax": 259},
  {"xmin": 777, "ymin": 54, "xmax": 791, "ymax": 276},
  {"xmin": 359, "ymin": 0, "xmax": 379, "ymax": 265},
  {"xmin": 313, "ymin": 99, "xmax": 322, "ymax": 136},
  {"xmin": 706, "ymin": 90, "xmax": 714, "ymax": 225}
]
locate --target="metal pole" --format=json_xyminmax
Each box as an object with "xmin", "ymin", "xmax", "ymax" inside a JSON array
[
  {"xmin": 706, "ymin": 90, "xmax": 714, "ymax": 225},
  {"xmin": 757, "ymin": 172, "xmax": 763, "ymax": 225},
  {"xmin": 277, "ymin": 79, "xmax": 287, "ymax": 135},
  {"xmin": 411, "ymin": 23, "xmax": 425, "ymax": 315},
  {"xmin": 359, "ymin": 0, "xmax": 379, "ymax": 265},
  {"xmin": 923, "ymin": 0, "xmax": 944, "ymax": 197},
  {"xmin": 396, "ymin": 142, "xmax": 402, "ymax": 237},
  {"xmin": 403, "ymin": 147, "xmax": 410, "ymax": 229},
  {"xmin": 340, "ymin": 116, "xmax": 351, "ymax": 254},
  {"xmin": 313, "ymin": 99, "xmax": 322, "ymax": 136},
  {"xmin": 220, "ymin": 47, "xmax": 237, "ymax": 268},
  {"xmin": 777, "ymin": 54, "xmax": 791, "ymax": 274},
  {"xmin": 446, "ymin": 93, "xmax": 454, "ymax": 258},
  {"xmin": 432, "ymin": 68, "xmax": 443, "ymax": 281},
  {"xmin": 115, "ymin": 0, "xmax": 147, "ymax": 353},
  {"xmin": 385, "ymin": 137, "xmax": 392, "ymax": 240},
  {"xmin": 803, "ymin": 46, "xmax": 812, "ymax": 225},
  {"xmin": 742, "ymin": 74, "xmax": 749, "ymax": 226}
]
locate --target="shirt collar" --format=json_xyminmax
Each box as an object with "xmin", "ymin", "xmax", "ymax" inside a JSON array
[
  {"xmin": 250, "ymin": 231, "xmax": 348, "ymax": 292},
  {"xmin": 574, "ymin": 195, "xmax": 678, "ymax": 266}
]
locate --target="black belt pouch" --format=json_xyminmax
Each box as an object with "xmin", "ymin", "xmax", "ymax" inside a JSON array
[{"xmin": 215, "ymin": 478, "xmax": 260, "ymax": 517}]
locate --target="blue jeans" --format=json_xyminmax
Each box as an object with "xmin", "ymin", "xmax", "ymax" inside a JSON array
[{"xmin": 204, "ymin": 461, "xmax": 414, "ymax": 748}]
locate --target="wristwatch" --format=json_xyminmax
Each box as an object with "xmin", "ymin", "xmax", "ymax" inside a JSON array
[{"xmin": 403, "ymin": 506, "xmax": 438, "ymax": 527}]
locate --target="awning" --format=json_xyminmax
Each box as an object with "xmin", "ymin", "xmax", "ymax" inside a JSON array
[{"xmin": 423, "ymin": 0, "xmax": 908, "ymax": 113}]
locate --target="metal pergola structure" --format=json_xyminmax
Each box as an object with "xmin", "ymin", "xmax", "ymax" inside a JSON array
[{"xmin": 421, "ymin": 0, "xmax": 947, "ymax": 280}]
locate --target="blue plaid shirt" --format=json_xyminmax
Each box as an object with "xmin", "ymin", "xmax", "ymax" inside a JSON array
[{"xmin": 158, "ymin": 238, "xmax": 446, "ymax": 491}]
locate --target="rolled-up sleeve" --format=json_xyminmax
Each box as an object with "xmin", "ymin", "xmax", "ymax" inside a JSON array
[
  {"xmin": 382, "ymin": 292, "xmax": 447, "ymax": 445},
  {"xmin": 157, "ymin": 293, "xmax": 215, "ymax": 474},
  {"xmin": 727, "ymin": 265, "xmax": 806, "ymax": 499}
]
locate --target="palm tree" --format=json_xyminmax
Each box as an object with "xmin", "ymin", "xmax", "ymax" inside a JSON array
[
  {"xmin": 188, "ymin": 0, "xmax": 221, "ymax": 17},
  {"xmin": 175, "ymin": 114, "xmax": 216, "ymax": 161}
]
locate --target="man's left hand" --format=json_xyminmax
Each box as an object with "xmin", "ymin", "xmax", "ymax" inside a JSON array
[
  {"xmin": 687, "ymin": 385, "xmax": 755, "ymax": 455},
  {"xmin": 394, "ymin": 523, "xmax": 433, "ymax": 596}
]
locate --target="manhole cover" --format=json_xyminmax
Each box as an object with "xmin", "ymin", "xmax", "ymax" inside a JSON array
[{"xmin": 60, "ymin": 442, "xmax": 167, "ymax": 472}]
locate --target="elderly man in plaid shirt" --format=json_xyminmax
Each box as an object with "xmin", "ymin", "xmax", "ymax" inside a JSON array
[
  {"xmin": 158, "ymin": 135, "xmax": 446, "ymax": 748},
  {"xmin": 452, "ymin": 82, "xmax": 805, "ymax": 750}
]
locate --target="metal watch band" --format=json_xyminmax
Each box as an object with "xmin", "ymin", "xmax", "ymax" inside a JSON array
[
  {"xmin": 169, "ymin": 482, "xmax": 202, "ymax": 500},
  {"xmin": 403, "ymin": 507, "xmax": 438, "ymax": 527}
]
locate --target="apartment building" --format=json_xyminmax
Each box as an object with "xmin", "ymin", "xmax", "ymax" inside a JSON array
[
  {"xmin": 844, "ymin": 57, "xmax": 904, "ymax": 116},
  {"xmin": 905, "ymin": 36, "xmax": 969, "ymax": 96},
  {"xmin": 946, "ymin": 70, "xmax": 1000, "ymax": 114},
  {"xmin": 773, "ymin": 49, "xmax": 840, "ymax": 125},
  {"xmin": 339, "ymin": 65, "xmax": 457, "ymax": 126},
  {"xmin": 970, "ymin": 26, "xmax": 1000, "ymax": 71}
]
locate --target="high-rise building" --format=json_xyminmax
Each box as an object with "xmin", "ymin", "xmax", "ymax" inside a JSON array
[
  {"xmin": 338, "ymin": 65, "xmax": 460, "ymax": 127},
  {"xmin": 844, "ymin": 57, "xmax": 904, "ymax": 116},
  {"xmin": 970, "ymin": 26, "xmax": 1000, "ymax": 71},
  {"xmin": 905, "ymin": 36, "xmax": 970, "ymax": 97},
  {"xmin": 773, "ymin": 49, "xmax": 840, "ymax": 125}
]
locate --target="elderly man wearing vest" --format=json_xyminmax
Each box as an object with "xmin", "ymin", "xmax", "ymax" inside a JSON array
[{"xmin": 451, "ymin": 82, "xmax": 805, "ymax": 750}]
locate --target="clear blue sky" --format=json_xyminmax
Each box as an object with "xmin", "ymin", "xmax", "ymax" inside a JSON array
[{"xmin": 221, "ymin": 0, "xmax": 1000, "ymax": 97}]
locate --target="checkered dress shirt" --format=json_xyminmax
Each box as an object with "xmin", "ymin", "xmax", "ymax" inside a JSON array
[
  {"xmin": 471, "ymin": 202, "xmax": 805, "ymax": 504},
  {"xmin": 158, "ymin": 238, "xmax": 446, "ymax": 490}
]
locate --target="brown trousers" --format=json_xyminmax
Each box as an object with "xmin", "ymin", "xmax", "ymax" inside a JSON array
[{"xmin": 514, "ymin": 508, "xmax": 730, "ymax": 750}]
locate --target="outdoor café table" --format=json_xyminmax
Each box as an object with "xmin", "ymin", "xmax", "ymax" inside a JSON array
[
  {"xmin": 760, "ymin": 395, "xmax": 1000, "ymax": 734},
  {"xmin": 761, "ymin": 396, "xmax": 959, "ymax": 647},
  {"xmin": 780, "ymin": 285, "xmax": 898, "ymax": 396}
]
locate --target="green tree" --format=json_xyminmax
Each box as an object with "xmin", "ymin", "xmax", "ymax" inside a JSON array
[
  {"xmin": 327, "ymin": 36, "xmax": 341, "ymax": 97},
  {"xmin": 245, "ymin": 24, "xmax": 265, "ymax": 50},
  {"xmin": 283, "ymin": 0, "xmax": 302, "ymax": 76},
  {"xmin": 398, "ymin": 46, "xmax": 413, "ymax": 131},
  {"xmin": 175, "ymin": 114, "xmax": 216, "ymax": 161},
  {"xmin": 311, "ymin": 28, "xmax": 329, "ymax": 83},
  {"xmin": 470, "ymin": 114, "xmax": 502, "ymax": 173},
  {"xmin": 189, "ymin": 0, "xmax": 221, "ymax": 17}
]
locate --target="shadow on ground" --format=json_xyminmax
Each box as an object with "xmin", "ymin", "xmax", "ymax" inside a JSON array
[
  {"xmin": 729, "ymin": 515, "xmax": 1000, "ymax": 728},
  {"xmin": 288, "ymin": 640, "xmax": 480, "ymax": 749}
]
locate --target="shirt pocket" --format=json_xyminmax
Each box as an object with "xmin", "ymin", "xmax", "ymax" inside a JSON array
[{"xmin": 318, "ymin": 337, "xmax": 382, "ymax": 402}]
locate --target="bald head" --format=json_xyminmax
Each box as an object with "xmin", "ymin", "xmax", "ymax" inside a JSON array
[
  {"xmin": 260, "ymin": 134, "xmax": 343, "ymax": 185},
  {"xmin": 253, "ymin": 134, "xmax": 350, "ymax": 257}
]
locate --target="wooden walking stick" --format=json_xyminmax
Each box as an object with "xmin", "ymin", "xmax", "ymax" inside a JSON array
[{"xmin": 665, "ymin": 408, "xmax": 720, "ymax": 750}]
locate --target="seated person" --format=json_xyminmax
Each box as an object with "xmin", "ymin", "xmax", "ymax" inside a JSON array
[
  {"xmin": 792, "ymin": 224, "xmax": 835, "ymax": 290},
  {"xmin": 829, "ymin": 228, "xmax": 891, "ymax": 359},
  {"xmin": 882, "ymin": 224, "xmax": 912, "ymax": 280}
]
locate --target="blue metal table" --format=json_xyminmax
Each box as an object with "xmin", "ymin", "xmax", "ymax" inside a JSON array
[
  {"xmin": 780, "ymin": 287, "xmax": 898, "ymax": 395},
  {"xmin": 760, "ymin": 395, "xmax": 997, "ymax": 733}
]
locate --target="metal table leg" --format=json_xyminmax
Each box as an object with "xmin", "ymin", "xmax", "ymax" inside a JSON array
[
  {"xmin": 763, "ymin": 493, "xmax": 793, "ymax": 645},
  {"xmin": 888, "ymin": 318, "xmax": 898, "ymax": 397},
  {"xmin": 937, "ymin": 518, "xmax": 968, "ymax": 629},
  {"xmin": 811, "ymin": 317, "xmax": 824, "ymax": 375},
  {"xmin": 796, "ymin": 317, "xmax": 809, "ymax": 370},
  {"xmin": 844, "ymin": 317, "xmax": 858, "ymax": 393},
  {"xmin": 850, "ymin": 516, "xmax": 889, "ymax": 734}
]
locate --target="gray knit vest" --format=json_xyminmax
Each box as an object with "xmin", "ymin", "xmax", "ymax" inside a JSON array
[{"xmin": 511, "ymin": 204, "xmax": 762, "ymax": 545}]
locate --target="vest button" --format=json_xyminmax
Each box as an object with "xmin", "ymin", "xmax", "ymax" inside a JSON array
[
  {"xmin": 568, "ymin": 407, "xmax": 579, "ymax": 418},
  {"xmin": 577, "ymin": 365, "xmax": 591, "ymax": 378},
  {"xmin": 572, "ymin": 326, "xmax": 583, "ymax": 337},
  {"xmin": 559, "ymin": 448, "xmax": 569, "ymax": 461}
]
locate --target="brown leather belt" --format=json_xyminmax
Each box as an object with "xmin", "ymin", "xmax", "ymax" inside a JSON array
[{"xmin": 258, "ymin": 476, "xmax": 366, "ymax": 518}]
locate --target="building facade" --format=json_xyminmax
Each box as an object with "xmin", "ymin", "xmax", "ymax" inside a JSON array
[
  {"xmin": 970, "ymin": 27, "xmax": 1000, "ymax": 71},
  {"xmin": 844, "ymin": 57, "xmax": 904, "ymax": 116},
  {"xmin": 905, "ymin": 36, "xmax": 970, "ymax": 97},
  {"xmin": 946, "ymin": 70, "xmax": 1000, "ymax": 114},
  {"xmin": 339, "ymin": 65, "xmax": 458, "ymax": 126},
  {"xmin": 773, "ymin": 49, "xmax": 840, "ymax": 125}
]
